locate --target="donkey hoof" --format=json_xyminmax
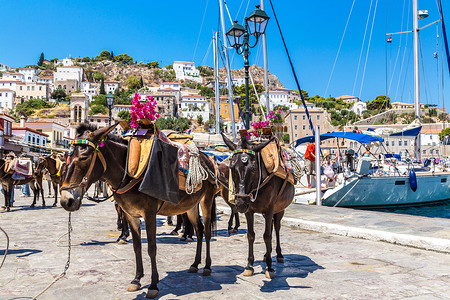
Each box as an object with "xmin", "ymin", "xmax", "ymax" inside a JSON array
[
  {"xmin": 277, "ymin": 257, "xmax": 284, "ymax": 263},
  {"xmin": 6, "ymin": 207, "xmax": 10, "ymax": 212},
  {"xmin": 52, "ymin": 204, "xmax": 57, "ymax": 207},
  {"xmin": 127, "ymin": 283, "xmax": 141, "ymax": 292},
  {"xmin": 232, "ymin": 228, "xmax": 239, "ymax": 233},
  {"xmin": 186, "ymin": 237, "xmax": 194, "ymax": 242},
  {"xmin": 265, "ymin": 269, "xmax": 276, "ymax": 279},
  {"xmin": 202, "ymin": 268, "xmax": 212, "ymax": 276},
  {"xmin": 30, "ymin": 204, "xmax": 35, "ymax": 208},
  {"xmin": 170, "ymin": 230, "xmax": 178, "ymax": 236},
  {"xmin": 180, "ymin": 236, "xmax": 186, "ymax": 241},
  {"xmin": 145, "ymin": 289, "xmax": 159, "ymax": 299},
  {"xmin": 188, "ymin": 266, "xmax": 198, "ymax": 273},
  {"xmin": 117, "ymin": 238, "xmax": 128, "ymax": 245},
  {"xmin": 242, "ymin": 267, "xmax": 254, "ymax": 277}
]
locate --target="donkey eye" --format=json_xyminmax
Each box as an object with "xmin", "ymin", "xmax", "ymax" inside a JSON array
[{"xmin": 78, "ymin": 156, "xmax": 89, "ymax": 162}]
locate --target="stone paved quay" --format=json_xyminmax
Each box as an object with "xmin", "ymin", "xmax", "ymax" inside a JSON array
[{"xmin": 1, "ymin": 195, "xmax": 450, "ymax": 299}]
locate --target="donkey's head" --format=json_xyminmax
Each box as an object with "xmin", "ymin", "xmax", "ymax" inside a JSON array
[
  {"xmin": 222, "ymin": 133, "xmax": 272, "ymax": 213},
  {"xmin": 60, "ymin": 123, "xmax": 118, "ymax": 212}
]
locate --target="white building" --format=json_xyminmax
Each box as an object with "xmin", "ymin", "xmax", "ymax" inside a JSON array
[
  {"xmin": 0, "ymin": 80, "xmax": 22, "ymax": 92},
  {"xmin": 0, "ymin": 63, "xmax": 10, "ymax": 72},
  {"xmin": 421, "ymin": 129, "xmax": 441, "ymax": 147},
  {"xmin": 104, "ymin": 81, "xmax": 120, "ymax": 94},
  {"xmin": 180, "ymin": 94, "xmax": 209, "ymax": 121},
  {"xmin": 160, "ymin": 82, "xmax": 180, "ymax": 90},
  {"xmin": 12, "ymin": 119, "xmax": 49, "ymax": 157},
  {"xmin": 337, "ymin": 95, "xmax": 360, "ymax": 104},
  {"xmin": 81, "ymin": 82, "xmax": 99, "ymax": 101},
  {"xmin": 36, "ymin": 76, "xmax": 53, "ymax": 86},
  {"xmin": 2, "ymin": 72, "xmax": 25, "ymax": 82},
  {"xmin": 260, "ymin": 89, "xmax": 299, "ymax": 110},
  {"xmin": 17, "ymin": 68, "xmax": 38, "ymax": 83},
  {"xmin": 173, "ymin": 61, "xmax": 202, "ymax": 83},
  {"xmin": 351, "ymin": 101, "xmax": 367, "ymax": 116},
  {"xmin": 0, "ymin": 89, "xmax": 15, "ymax": 109},
  {"xmin": 57, "ymin": 58, "xmax": 74, "ymax": 67},
  {"xmin": 231, "ymin": 77, "xmax": 245, "ymax": 87},
  {"xmin": 54, "ymin": 66, "xmax": 84, "ymax": 83},
  {"xmin": 112, "ymin": 104, "xmax": 131, "ymax": 118}
]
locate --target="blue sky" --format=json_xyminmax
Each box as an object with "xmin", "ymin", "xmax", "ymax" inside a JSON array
[{"xmin": 1, "ymin": 0, "xmax": 449, "ymax": 106}]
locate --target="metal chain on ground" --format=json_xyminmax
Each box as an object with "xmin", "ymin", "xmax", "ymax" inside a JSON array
[
  {"xmin": 0, "ymin": 225, "xmax": 9, "ymax": 270},
  {"xmin": 185, "ymin": 143, "xmax": 208, "ymax": 194},
  {"xmin": 32, "ymin": 212, "xmax": 72, "ymax": 300}
]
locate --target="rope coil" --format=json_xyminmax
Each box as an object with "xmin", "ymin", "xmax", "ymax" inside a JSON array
[{"xmin": 185, "ymin": 143, "xmax": 208, "ymax": 194}]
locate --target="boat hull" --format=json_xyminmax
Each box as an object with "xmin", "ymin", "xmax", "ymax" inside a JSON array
[{"xmin": 322, "ymin": 174, "xmax": 450, "ymax": 208}]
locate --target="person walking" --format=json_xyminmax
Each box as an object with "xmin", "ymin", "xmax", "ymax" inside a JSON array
[{"xmin": 305, "ymin": 142, "xmax": 316, "ymax": 188}]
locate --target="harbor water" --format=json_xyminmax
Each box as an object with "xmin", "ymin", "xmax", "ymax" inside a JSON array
[{"xmin": 367, "ymin": 200, "xmax": 450, "ymax": 219}]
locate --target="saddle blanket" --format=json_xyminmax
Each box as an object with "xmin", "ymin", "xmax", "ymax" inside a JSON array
[{"xmin": 11, "ymin": 159, "xmax": 33, "ymax": 177}]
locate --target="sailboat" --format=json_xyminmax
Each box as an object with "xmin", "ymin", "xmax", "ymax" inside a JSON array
[{"xmin": 294, "ymin": 0, "xmax": 450, "ymax": 208}]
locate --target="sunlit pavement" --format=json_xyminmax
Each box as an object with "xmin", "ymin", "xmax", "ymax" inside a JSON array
[{"xmin": 1, "ymin": 193, "xmax": 449, "ymax": 299}]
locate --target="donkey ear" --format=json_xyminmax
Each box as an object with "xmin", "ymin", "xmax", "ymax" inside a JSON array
[
  {"xmin": 91, "ymin": 123, "xmax": 120, "ymax": 142},
  {"xmin": 250, "ymin": 137, "xmax": 275, "ymax": 152},
  {"xmin": 221, "ymin": 133, "xmax": 237, "ymax": 151}
]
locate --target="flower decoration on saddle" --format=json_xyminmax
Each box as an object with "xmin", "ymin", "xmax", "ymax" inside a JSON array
[
  {"xmin": 130, "ymin": 93, "xmax": 160, "ymax": 129},
  {"xmin": 249, "ymin": 109, "xmax": 283, "ymax": 138}
]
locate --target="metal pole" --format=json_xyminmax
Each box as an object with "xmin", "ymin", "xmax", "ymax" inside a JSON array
[
  {"xmin": 108, "ymin": 105, "xmax": 112, "ymax": 126},
  {"xmin": 260, "ymin": 0, "xmax": 270, "ymax": 112},
  {"xmin": 213, "ymin": 32, "xmax": 221, "ymax": 134},
  {"xmin": 315, "ymin": 125, "xmax": 322, "ymax": 206},
  {"xmin": 219, "ymin": 0, "xmax": 237, "ymax": 139},
  {"xmin": 413, "ymin": 0, "xmax": 421, "ymax": 160},
  {"xmin": 244, "ymin": 27, "xmax": 250, "ymax": 129}
]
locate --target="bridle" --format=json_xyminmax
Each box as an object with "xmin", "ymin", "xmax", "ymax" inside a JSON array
[
  {"xmin": 59, "ymin": 139, "xmax": 107, "ymax": 195},
  {"xmin": 231, "ymin": 148, "xmax": 274, "ymax": 202}
]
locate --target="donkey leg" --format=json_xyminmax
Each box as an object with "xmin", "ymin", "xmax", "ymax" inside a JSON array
[
  {"xmin": 234, "ymin": 211, "xmax": 241, "ymax": 232},
  {"xmin": 186, "ymin": 206, "xmax": 203, "ymax": 273},
  {"xmin": 172, "ymin": 214, "xmax": 183, "ymax": 236},
  {"xmin": 200, "ymin": 191, "xmax": 215, "ymax": 276},
  {"xmin": 144, "ymin": 212, "xmax": 159, "ymax": 299},
  {"xmin": 274, "ymin": 211, "xmax": 285, "ymax": 263},
  {"xmin": 126, "ymin": 215, "xmax": 144, "ymax": 292},
  {"xmin": 243, "ymin": 212, "xmax": 255, "ymax": 276},
  {"xmin": 118, "ymin": 208, "xmax": 130, "ymax": 244},
  {"xmin": 4, "ymin": 187, "xmax": 12, "ymax": 212},
  {"xmin": 263, "ymin": 210, "xmax": 275, "ymax": 279},
  {"xmin": 181, "ymin": 213, "xmax": 194, "ymax": 242},
  {"xmin": 30, "ymin": 184, "xmax": 37, "ymax": 208},
  {"xmin": 52, "ymin": 182, "xmax": 58, "ymax": 207},
  {"xmin": 227, "ymin": 212, "xmax": 234, "ymax": 235}
]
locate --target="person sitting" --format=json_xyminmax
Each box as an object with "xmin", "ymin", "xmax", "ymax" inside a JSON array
[{"xmin": 363, "ymin": 146, "xmax": 371, "ymax": 157}]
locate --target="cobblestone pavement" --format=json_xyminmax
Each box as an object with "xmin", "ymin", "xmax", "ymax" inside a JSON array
[{"xmin": 1, "ymin": 195, "xmax": 449, "ymax": 299}]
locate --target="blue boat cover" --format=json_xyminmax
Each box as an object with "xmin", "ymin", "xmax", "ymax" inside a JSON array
[
  {"xmin": 202, "ymin": 151, "xmax": 230, "ymax": 162},
  {"xmin": 294, "ymin": 132, "xmax": 383, "ymax": 147},
  {"xmin": 389, "ymin": 126, "xmax": 421, "ymax": 137},
  {"xmin": 384, "ymin": 153, "xmax": 402, "ymax": 160}
]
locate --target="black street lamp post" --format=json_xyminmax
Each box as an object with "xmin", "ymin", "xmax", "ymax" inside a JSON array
[
  {"xmin": 226, "ymin": 5, "xmax": 269, "ymax": 129},
  {"xmin": 106, "ymin": 93, "xmax": 114, "ymax": 126}
]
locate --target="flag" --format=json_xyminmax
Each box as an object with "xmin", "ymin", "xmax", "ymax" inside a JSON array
[
  {"xmin": 185, "ymin": 129, "xmax": 191, "ymax": 134},
  {"xmin": 387, "ymin": 36, "xmax": 392, "ymax": 43}
]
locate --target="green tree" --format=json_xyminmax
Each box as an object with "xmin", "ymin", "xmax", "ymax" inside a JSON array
[
  {"xmin": 198, "ymin": 86, "xmax": 215, "ymax": 98},
  {"xmin": 439, "ymin": 127, "xmax": 450, "ymax": 141},
  {"xmin": 118, "ymin": 110, "xmax": 131, "ymax": 124},
  {"xmin": 92, "ymin": 94, "xmax": 107, "ymax": 106},
  {"xmin": 111, "ymin": 51, "xmax": 114, "ymax": 61},
  {"xmin": 140, "ymin": 76, "xmax": 144, "ymax": 88},
  {"xmin": 37, "ymin": 52, "xmax": 44, "ymax": 66},
  {"xmin": 115, "ymin": 54, "xmax": 133, "ymax": 64},
  {"xmin": 96, "ymin": 50, "xmax": 111, "ymax": 61},
  {"xmin": 51, "ymin": 88, "xmax": 67, "ymax": 101},
  {"xmin": 93, "ymin": 71, "xmax": 106, "ymax": 82},
  {"xmin": 125, "ymin": 75, "xmax": 141, "ymax": 91},
  {"xmin": 197, "ymin": 115, "xmax": 204, "ymax": 125},
  {"xmin": 219, "ymin": 87, "xmax": 228, "ymax": 95},
  {"xmin": 90, "ymin": 104, "xmax": 107, "ymax": 115},
  {"xmin": 99, "ymin": 78, "xmax": 106, "ymax": 95},
  {"xmin": 427, "ymin": 108, "xmax": 437, "ymax": 117},
  {"xmin": 367, "ymin": 95, "xmax": 391, "ymax": 110},
  {"xmin": 282, "ymin": 134, "xmax": 290, "ymax": 144},
  {"xmin": 81, "ymin": 56, "xmax": 91, "ymax": 62},
  {"xmin": 15, "ymin": 98, "xmax": 52, "ymax": 117},
  {"xmin": 234, "ymin": 84, "xmax": 264, "ymax": 111}
]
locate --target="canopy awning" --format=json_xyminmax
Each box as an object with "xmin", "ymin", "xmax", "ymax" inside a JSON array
[
  {"xmin": 389, "ymin": 126, "xmax": 422, "ymax": 137},
  {"xmin": 294, "ymin": 132, "xmax": 384, "ymax": 147}
]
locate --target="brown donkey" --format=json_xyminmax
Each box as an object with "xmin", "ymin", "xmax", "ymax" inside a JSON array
[
  {"xmin": 59, "ymin": 124, "xmax": 217, "ymax": 298},
  {"xmin": 221, "ymin": 134, "xmax": 295, "ymax": 279},
  {"xmin": 0, "ymin": 158, "xmax": 44, "ymax": 211},
  {"xmin": 35, "ymin": 155, "xmax": 61, "ymax": 207}
]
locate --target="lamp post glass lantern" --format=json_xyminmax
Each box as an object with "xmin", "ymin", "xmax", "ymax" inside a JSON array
[
  {"xmin": 106, "ymin": 93, "xmax": 114, "ymax": 126},
  {"xmin": 226, "ymin": 5, "xmax": 269, "ymax": 129}
]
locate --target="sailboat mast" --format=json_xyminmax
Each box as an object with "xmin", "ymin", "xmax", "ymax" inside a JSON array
[
  {"xmin": 213, "ymin": 32, "xmax": 221, "ymax": 134},
  {"xmin": 219, "ymin": 0, "xmax": 237, "ymax": 139},
  {"xmin": 413, "ymin": 0, "xmax": 422, "ymax": 160},
  {"xmin": 413, "ymin": 0, "xmax": 420, "ymax": 119},
  {"xmin": 260, "ymin": 0, "xmax": 270, "ymax": 112}
]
